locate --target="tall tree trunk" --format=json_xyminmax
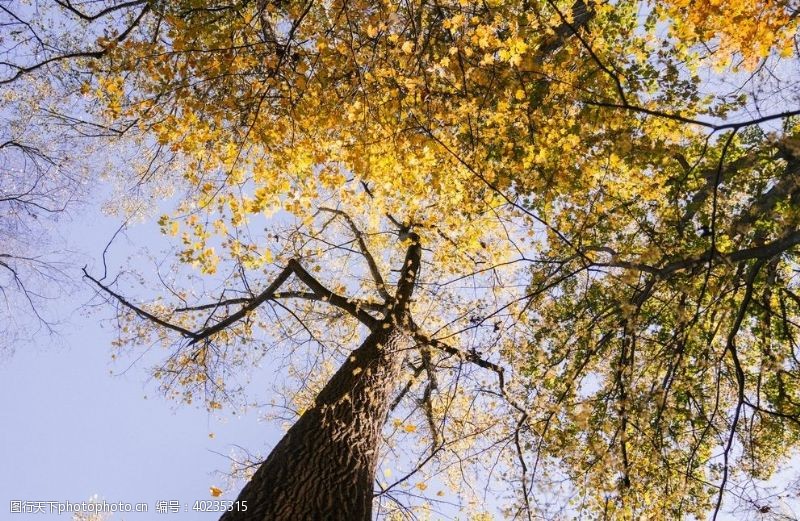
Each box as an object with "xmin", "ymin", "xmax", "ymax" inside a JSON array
[
  {"xmin": 220, "ymin": 323, "xmax": 410, "ymax": 521},
  {"xmin": 86, "ymin": 215, "xmax": 423, "ymax": 518}
]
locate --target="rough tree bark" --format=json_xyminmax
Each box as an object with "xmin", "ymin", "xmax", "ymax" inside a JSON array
[
  {"xmin": 219, "ymin": 236, "xmax": 422, "ymax": 521},
  {"xmin": 220, "ymin": 325, "xmax": 410, "ymax": 520}
]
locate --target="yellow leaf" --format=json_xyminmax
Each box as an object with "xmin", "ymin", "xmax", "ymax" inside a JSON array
[{"xmin": 210, "ymin": 486, "xmax": 222, "ymax": 497}]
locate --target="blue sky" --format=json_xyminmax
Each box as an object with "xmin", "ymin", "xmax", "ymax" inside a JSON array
[{"xmin": 0, "ymin": 200, "xmax": 282, "ymax": 520}]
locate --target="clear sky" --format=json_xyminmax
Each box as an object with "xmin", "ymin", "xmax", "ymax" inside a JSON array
[{"xmin": 0, "ymin": 199, "xmax": 283, "ymax": 521}]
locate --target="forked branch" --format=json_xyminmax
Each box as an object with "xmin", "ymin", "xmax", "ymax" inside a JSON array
[
  {"xmin": 319, "ymin": 206, "xmax": 392, "ymax": 301},
  {"xmin": 84, "ymin": 233, "xmax": 431, "ymax": 347},
  {"xmin": 83, "ymin": 258, "xmax": 380, "ymax": 347}
]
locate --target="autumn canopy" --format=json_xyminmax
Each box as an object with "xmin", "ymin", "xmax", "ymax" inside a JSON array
[{"xmin": 4, "ymin": 0, "xmax": 800, "ymax": 518}]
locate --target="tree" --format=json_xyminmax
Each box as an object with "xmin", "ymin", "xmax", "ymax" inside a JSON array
[
  {"xmin": 0, "ymin": 133, "xmax": 70, "ymax": 349},
  {"xmin": 0, "ymin": 15, "xmax": 92, "ymax": 352},
  {"xmin": 7, "ymin": 0, "xmax": 800, "ymax": 519}
]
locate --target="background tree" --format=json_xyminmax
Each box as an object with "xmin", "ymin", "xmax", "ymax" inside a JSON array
[
  {"xmin": 6, "ymin": 0, "xmax": 800, "ymax": 519},
  {"xmin": 0, "ymin": 0, "xmax": 165, "ymax": 352},
  {"xmin": 0, "ymin": 38, "xmax": 88, "ymax": 352}
]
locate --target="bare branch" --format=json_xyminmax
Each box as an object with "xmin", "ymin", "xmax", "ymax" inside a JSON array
[
  {"xmin": 55, "ymin": 0, "xmax": 147, "ymax": 22},
  {"xmin": 82, "ymin": 267, "xmax": 199, "ymax": 340},
  {"xmin": 319, "ymin": 206, "xmax": 392, "ymax": 302},
  {"xmin": 0, "ymin": 4, "xmax": 150, "ymax": 85}
]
